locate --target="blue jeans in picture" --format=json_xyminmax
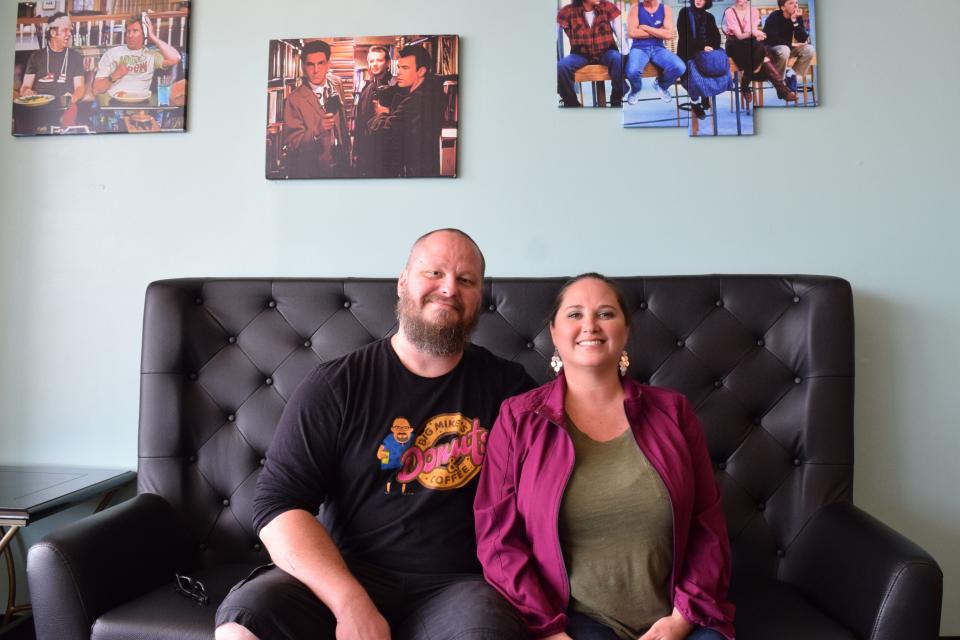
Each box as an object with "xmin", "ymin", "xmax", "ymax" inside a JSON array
[
  {"xmin": 558, "ymin": 49, "xmax": 624, "ymax": 106},
  {"xmin": 566, "ymin": 612, "xmax": 726, "ymax": 640},
  {"xmin": 626, "ymin": 46, "xmax": 686, "ymax": 93}
]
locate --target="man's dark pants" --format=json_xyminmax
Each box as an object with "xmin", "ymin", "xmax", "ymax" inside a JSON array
[{"xmin": 215, "ymin": 558, "xmax": 528, "ymax": 640}]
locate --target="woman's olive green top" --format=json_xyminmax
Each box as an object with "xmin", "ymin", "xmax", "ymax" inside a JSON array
[{"xmin": 558, "ymin": 417, "xmax": 674, "ymax": 639}]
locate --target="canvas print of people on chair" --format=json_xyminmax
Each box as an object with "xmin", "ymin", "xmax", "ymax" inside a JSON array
[
  {"xmin": 556, "ymin": 1, "xmax": 818, "ymax": 138},
  {"xmin": 556, "ymin": 0, "xmax": 627, "ymax": 108}
]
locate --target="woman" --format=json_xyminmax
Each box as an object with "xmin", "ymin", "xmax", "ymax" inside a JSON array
[
  {"xmin": 475, "ymin": 274, "xmax": 735, "ymax": 640},
  {"xmin": 722, "ymin": 0, "xmax": 796, "ymax": 104},
  {"xmin": 676, "ymin": 0, "xmax": 722, "ymax": 120}
]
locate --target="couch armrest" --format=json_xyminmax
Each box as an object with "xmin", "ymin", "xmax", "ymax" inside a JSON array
[
  {"xmin": 779, "ymin": 501, "xmax": 942, "ymax": 640},
  {"xmin": 27, "ymin": 493, "xmax": 198, "ymax": 640}
]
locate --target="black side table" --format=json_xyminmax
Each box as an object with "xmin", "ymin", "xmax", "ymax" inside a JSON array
[{"xmin": 0, "ymin": 466, "xmax": 136, "ymax": 628}]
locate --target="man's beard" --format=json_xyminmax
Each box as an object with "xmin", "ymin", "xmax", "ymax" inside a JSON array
[{"xmin": 396, "ymin": 290, "xmax": 478, "ymax": 356}]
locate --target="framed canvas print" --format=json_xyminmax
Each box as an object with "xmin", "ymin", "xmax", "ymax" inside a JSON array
[
  {"xmin": 740, "ymin": 0, "xmax": 818, "ymax": 108},
  {"xmin": 266, "ymin": 34, "xmax": 459, "ymax": 179},
  {"xmin": 556, "ymin": 0, "xmax": 627, "ymax": 108},
  {"xmin": 12, "ymin": 0, "xmax": 190, "ymax": 136}
]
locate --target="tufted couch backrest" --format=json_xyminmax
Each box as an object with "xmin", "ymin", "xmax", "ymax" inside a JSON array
[{"xmin": 138, "ymin": 276, "xmax": 854, "ymax": 580}]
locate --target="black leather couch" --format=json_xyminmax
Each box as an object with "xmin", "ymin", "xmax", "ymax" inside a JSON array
[{"xmin": 27, "ymin": 276, "xmax": 943, "ymax": 640}]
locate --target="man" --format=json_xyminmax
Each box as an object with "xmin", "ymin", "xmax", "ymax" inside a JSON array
[
  {"xmin": 368, "ymin": 45, "xmax": 443, "ymax": 177},
  {"xmin": 93, "ymin": 14, "xmax": 181, "ymax": 98},
  {"xmin": 283, "ymin": 40, "xmax": 350, "ymax": 178},
  {"xmin": 762, "ymin": 0, "xmax": 815, "ymax": 93},
  {"xmin": 556, "ymin": 0, "xmax": 624, "ymax": 108},
  {"xmin": 353, "ymin": 46, "xmax": 395, "ymax": 178},
  {"xmin": 214, "ymin": 229, "xmax": 535, "ymax": 640},
  {"xmin": 376, "ymin": 417, "xmax": 414, "ymax": 494},
  {"xmin": 20, "ymin": 12, "xmax": 85, "ymax": 103},
  {"xmin": 624, "ymin": 0, "xmax": 686, "ymax": 105}
]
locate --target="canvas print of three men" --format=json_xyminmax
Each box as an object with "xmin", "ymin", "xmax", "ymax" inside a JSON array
[
  {"xmin": 266, "ymin": 35, "xmax": 459, "ymax": 180},
  {"xmin": 556, "ymin": 0, "xmax": 818, "ymax": 137}
]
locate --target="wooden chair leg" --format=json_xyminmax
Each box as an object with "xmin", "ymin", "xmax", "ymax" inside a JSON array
[{"xmin": 596, "ymin": 80, "xmax": 606, "ymax": 107}]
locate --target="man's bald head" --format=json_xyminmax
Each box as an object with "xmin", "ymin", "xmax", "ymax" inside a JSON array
[{"xmin": 405, "ymin": 228, "xmax": 485, "ymax": 278}]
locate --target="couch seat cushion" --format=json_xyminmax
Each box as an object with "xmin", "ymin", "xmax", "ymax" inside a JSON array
[
  {"xmin": 731, "ymin": 577, "xmax": 857, "ymax": 640},
  {"xmin": 92, "ymin": 563, "xmax": 259, "ymax": 640}
]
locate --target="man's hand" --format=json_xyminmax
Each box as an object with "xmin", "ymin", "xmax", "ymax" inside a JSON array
[
  {"xmin": 704, "ymin": 46, "xmax": 714, "ymax": 52},
  {"xmin": 374, "ymin": 100, "xmax": 390, "ymax": 116},
  {"xmin": 637, "ymin": 609, "xmax": 694, "ymax": 640},
  {"xmin": 790, "ymin": 7, "xmax": 804, "ymax": 22},
  {"xmin": 112, "ymin": 62, "xmax": 129, "ymax": 82},
  {"xmin": 755, "ymin": 30, "xmax": 767, "ymax": 41},
  {"xmin": 19, "ymin": 86, "xmax": 35, "ymax": 97},
  {"xmin": 144, "ymin": 10, "xmax": 159, "ymax": 43},
  {"xmin": 542, "ymin": 634, "xmax": 573, "ymax": 640},
  {"xmin": 319, "ymin": 112, "xmax": 337, "ymax": 132},
  {"xmin": 334, "ymin": 595, "xmax": 390, "ymax": 640}
]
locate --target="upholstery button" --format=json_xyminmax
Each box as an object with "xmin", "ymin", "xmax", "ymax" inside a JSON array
[
  {"xmin": 676, "ymin": 340, "xmax": 684, "ymax": 348},
  {"xmin": 267, "ymin": 300, "xmax": 277, "ymax": 309},
  {"xmin": 194, "ymin": 297, "xmax": 203, "ymax": 305},
  {"xmin": 758, "ymin": 503, "xmax": 766, "ymax": 512},
  {"xmin": 793, "ymin": 458, "xmax": 802, "ymax": 467},
  {"xmin": 639, "ymin": 301, "xmax": 648, "ymax": 310},
  {"xmin": 343, "ymin": 301, "xmax": 351, "ymax": 309},
  {"xmin": 188, "ymin": 455, "xmax": 197, "ymax": 463},
  {"xmin": 714, "ymin": 380, "xmax": 723, "ymax": 389},
  {"xmin": 718, "ymin": 462, "xmax": 726, "ymax": 471},
  {"xmin": 715, "ymin": 300, "xmax": 724, "ymax": 308},
  {"xmin": 488, "ymin": 304, "xmax": 496, "ymax": 311},
  {"xmin": 265, "ymin": 377, "xmax": 274, "ymax": 386},
  {"xmin": 199, "ymin": 543, "xmax": 207, "ymax": 551},
  {"xmin": 222, "ymin": 499, "xmax": 230, "ymax": 507},
  {"xmin": 526, "ymin": 342, "xmax": 534, "ymax": 349},
  {"xmin": 777, "ymin": 549, "xmax": 785, "ymax": 558},
  {"xmin": 753, "ymin": 417, "xmax": 762, "ymax": 426},
  {"xmin": 756, "ymin": 339, "xmax": 765, "ymax": 347},
  {"xmin": 260, "ymin": 458, "xmax": 266, "ymax": 466},
  {"xmin": 188, "ymin": 372, "xmax": 198, "ymax": 381},
  {"xmin": 794, "ymin": 376, "xmax": 802, "ymax": 384},
  {"xmin": 253, "ymin": 543, "xmax": 262, "ymax": 552},
  {"xmin": 227, "ymin": 414, "xmax": 236, "ymax": 422},
  {"xmin": 303, "ymin": 340, "xmax": 312, "ymax": 348},
  {"xmin": 793, "ymin": 296, "xmax": 801, "ymax": 303},
  {"xmin": 227, "ymin": 336, "xmax": 236, "ymax": 344}
]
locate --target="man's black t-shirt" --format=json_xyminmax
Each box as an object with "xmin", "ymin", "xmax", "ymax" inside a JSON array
[
  {"xmin": 24, "ymin": 47, "xmax": 85, "ymax": 99},
  {"xmin": 253, "ymin": 338, "xmax": 535, "ymax": 575}
]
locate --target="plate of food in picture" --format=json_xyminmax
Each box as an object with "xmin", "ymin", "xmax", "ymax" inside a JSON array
[
  {"xmin": 13, "ymin": 94, "xmax": 55, "ymax": 106},
  {"xmin": 112, "ymin": 90, "xmax": 152, "ymax": 103}
]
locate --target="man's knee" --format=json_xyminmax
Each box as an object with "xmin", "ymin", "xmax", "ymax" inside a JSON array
[
  {"xmin": 215, "ymin": 622, "xmax": 259, "ymax": 640},
  {"xmin": 668, "ymin": 57, "xmax": 686, "ymax": 78},
  {"xmin": 770, "ymin": 45, "xmax": 790, "ymax": 60},
  {"xmin": 797, "ymin": 44, "xmax": 815, "ymax": 60},
  {"xmin": 558, "ymin": 55, "xmax": 584, "ymax": 74},
  {"xmin": 447, "ymin": 581, "xmax": 527, "ymax": 636},
  {"xmin": 407, "ymin": 579, "xmax": 528, "ymax": 639}
]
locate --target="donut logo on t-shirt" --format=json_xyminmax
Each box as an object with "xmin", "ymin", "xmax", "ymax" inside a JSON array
[{"xmin": 395, "ymin": 413, "xmax": 488, "ymax": 490}]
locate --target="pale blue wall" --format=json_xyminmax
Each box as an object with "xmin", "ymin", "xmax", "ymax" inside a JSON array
[{"xmin": 1, "ymin": 0, "xmax": 958, "ymax": 633}]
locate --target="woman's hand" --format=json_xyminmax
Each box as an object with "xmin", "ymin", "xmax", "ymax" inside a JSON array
[
  {"xmin": 704, "ymin": 46, "xmax": 714, "ymax": 52},
  {"xmin": 637, "ymin": 608, "xmax": 694, "ymax": 640},
  {"xmin": 542, "ymin": 634, "xmax": 574, "ymax": 640},
  {"xmin": 755, "ymin": 30, "xmax": 767, "ymax": 41}
]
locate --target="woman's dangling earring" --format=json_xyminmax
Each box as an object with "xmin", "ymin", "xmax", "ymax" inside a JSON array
[
  {"xmin": 550, "ymin": 349, "xmax": 563, "ymax": 374},
  {"xmin": 619, "ymin": 350, "xmax": 630, "ymax": 377}
]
